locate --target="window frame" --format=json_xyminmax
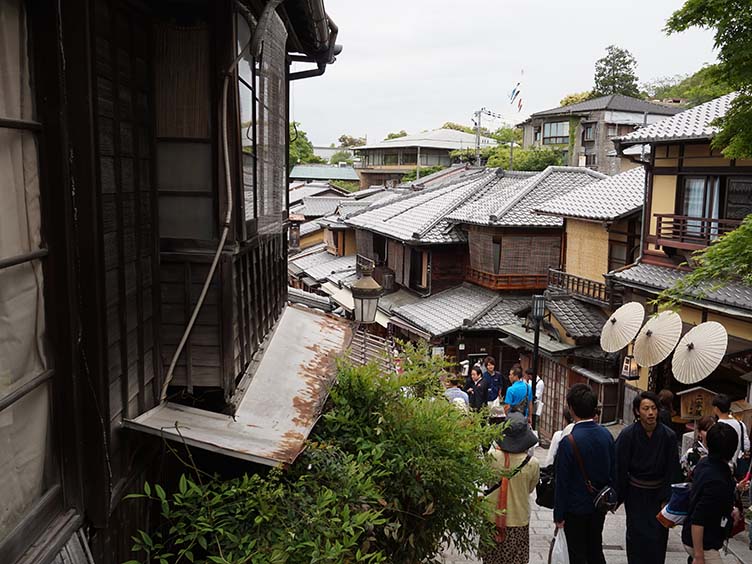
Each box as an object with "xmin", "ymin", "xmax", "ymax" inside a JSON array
[
  {"xmin": 0, "ymin": 3, "xmax": 66, "ymax": 560},
  {"xmin": 542, "ymin": 121, "xmax": 569, "ymax": 145}
]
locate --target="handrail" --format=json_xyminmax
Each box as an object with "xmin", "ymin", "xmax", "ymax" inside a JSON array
[
  {"xmin": 466, "ymin": 268, "xmax": 547, "ymax": 290},
  {"xmin": 654, "ymin": 214, "xmax": 742, "ymax": 250},
  {"xmin": 547, "ymin": 269, "xmax": 611, "ymax": 305}
]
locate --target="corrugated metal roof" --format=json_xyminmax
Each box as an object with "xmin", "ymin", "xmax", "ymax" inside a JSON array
[
  {"xmin": 449, "ymin": 166, "xmax": 606, "ymax": 227},
  {"xmin": 357, "ymin": 128, "xmax": 498, "ymax": 151},
  {"xmin": 124, "ymin": 305, "xmax": 351, "ymax": 467},
  {"xmin": 535, "ymin": 166, "xmax": 645, "ymax": 221},
  {"xmin": 611, "ymin": 262, "xmax": 752, "ymax": 314},
  {"xmin": 345, "ymin": 169, "xmax": 492, "ymax": 243},
  {"xmin": 290, "ymin": 164, "xmax": 360, "ymax": 181},
  {"xmin": 531, "ymin": 94, "xmax": 683, "ymax": 118},
  {"xmin": 391, "ymin": 283, "xmax": 498, "ymax": 337},
  {"xmin": 616, "ymin": 93, "xmax": 738, "ymax": 145}
]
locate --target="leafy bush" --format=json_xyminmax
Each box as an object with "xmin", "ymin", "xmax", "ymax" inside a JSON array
[
  {"xmin": 126, "ymin": 342, "xmax": 503, "ymax": 563},
  {"xmin": 400, "ymin": 166, "xmax": 446, "ymax": 183}
]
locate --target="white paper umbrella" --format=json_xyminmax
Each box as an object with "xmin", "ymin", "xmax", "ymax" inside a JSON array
[
  {"xmin": 633, "ymin": 311, "xmax": 683, "ymax": 367},
  {"xmin": 600, "ymin": 302, "xmax": 645, "ymax": 353},
  {"xmin": 672, "ymin": 321, "xmax": 728, "ymax": 385}
]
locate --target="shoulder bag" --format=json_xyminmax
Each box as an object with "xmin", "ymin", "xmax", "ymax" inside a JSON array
[{"xmin": 567, "ymin": 434, "xmax": 617, "ymax": 514}]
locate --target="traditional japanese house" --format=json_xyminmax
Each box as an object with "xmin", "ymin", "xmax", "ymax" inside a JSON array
[
  {"xmin": 0, "ymin": 0, "xmax": 345, "ymax": 562},
  {"xmin": 446, "ymin": 166, "xmax": 607, "ymax": 292},
  {"xmin": 612, "ymin": 93, "xmax": 752, "ymax": 418}
]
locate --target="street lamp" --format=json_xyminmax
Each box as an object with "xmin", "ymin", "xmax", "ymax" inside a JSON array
[
  {"xmin": 351, "ymin": 259, "xmax": 382, "ymax": 324},
  {"xmin": 530, "ymin": 294, "xmax": 545, "ymax": 431}
]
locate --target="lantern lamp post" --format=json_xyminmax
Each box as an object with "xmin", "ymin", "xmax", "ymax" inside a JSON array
[
  {"xmin": 530, "ymin": 294, "xmax": 545, "ymax": 431},
  {"xmin": 351, "ymin": 260, "xmax": 382, "ymax": 324}
]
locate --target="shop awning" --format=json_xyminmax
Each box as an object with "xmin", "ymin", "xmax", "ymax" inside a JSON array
[
  {"xmin": 320, "ymin": 282, "xmax": 354, "ymax": 311},
  {"xmin": 375, "ymin": 310, "xmax": 390, "ymax": 328},
  {"xmin": 124, "ymin": 305, "xmax": 352, "ymax": 467},
  {"xmin": 571, "ymin": 365, "xmax": 619, "ymax": 386},
  {"xmin": 498, "ymin": 323, "xmax": 580, "ymax": 355}
]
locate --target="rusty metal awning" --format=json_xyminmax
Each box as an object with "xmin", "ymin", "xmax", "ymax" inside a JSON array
[{"xmin": 124, "ymin": 305, "xmax": 352, "ymax": 467}]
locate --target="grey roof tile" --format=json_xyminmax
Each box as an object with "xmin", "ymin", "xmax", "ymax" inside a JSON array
[
  {"xmin": 449, "ymin": 167, "xmax": 606, "ymax": 227},
  {"xmin": 616, "ymin": 93, "xmax": 738, "ymax": 145},
  {"xmin": 289, "ymin": 164, "xmax": 359, "ymax": 181},
  {"xmin": 288, "ymin": 183, "xmax": 345, "ymax": 205},
  {"xmin": 345, "ymin": 169, "xmax": 492, "ymax": 243},
  {"xmin": 298, "ymin": 196, "xmax": 345, "ymax": 217},
  {"xmin": 531, "ymin": 94, "xmax": 683, "ymax": 118},
  {"xmin": 392, "ymin": 283, "xmax": 498, "ymax": 336},
  {"xmin": 546, "ymin": 297, "xmax": 608, "ymax": 339},
  {"xmin": 299, "ymin": 221, "xmax": 323, "ymax": 236},
  {"xmin": 289, "ymin": 247, "xmax": 339, "ymax": 272},
  {"xmin": 305, "ymin": 254, "xmax": 357, "ymax": 283},
  {"xmin": 471, "ymin": 298, "xmax": 530, "ymax": 330},
  {"xmin": 535, "ymin": 166, "xmax": 644, "ymax": 221},
  {"xmin": 611, "ymin": 262, "xmax": 752, "ymax": 313},
  {"xmin": 357, "ymin": 128, "xmax": 497, "ymax": 151}
]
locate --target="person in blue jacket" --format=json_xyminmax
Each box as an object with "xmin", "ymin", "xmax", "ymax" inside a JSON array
[{"xmin": 554, "ymin": 383, "xmax": 615, "ymax": 564}]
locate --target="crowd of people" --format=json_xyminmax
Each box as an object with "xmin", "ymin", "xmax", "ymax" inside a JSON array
[{"xmin": 439, "ymin": 364, "xmax": 750, "ymax": 564}]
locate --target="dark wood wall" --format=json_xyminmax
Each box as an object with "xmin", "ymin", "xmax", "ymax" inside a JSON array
[{"xmin": 430, "ymin": 245, "xmax": 467, "ymax": 293}]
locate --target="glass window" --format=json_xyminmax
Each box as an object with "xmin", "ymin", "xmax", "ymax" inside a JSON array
[
  {"xmin": 236, "ymin": 14, "xmax": 255, "ymax": 220},
  {"xmin": 542, "ymin": 121, "xmax": 569, "ymax": 145},
  {"xmin": 0, "ymin": 0, "xmax": 57, "ymax": 547},
  {"xmin": 384, "ymin": 153, "xmax": 398, "ymax": 165},
  {"xmin": 726, "ymin": 178, "xmax": 752, "ymax": 220},
  {"xmin": 582, "ymin": 124, "xmax": 595, "ymax": 142},
  {"xmin": 401, "ymin": 151, "xmax": 417, "ymax": 165}
]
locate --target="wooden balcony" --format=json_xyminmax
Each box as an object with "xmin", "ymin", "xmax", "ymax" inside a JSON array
[
  {"xmin": 654, "ymin": 214, "xmax": 742, "ymax": 251},
  {"xmin": 547, "ymin": 269, "xmax": 617, "ymax": 307},
  {"xmin": 466, "ymin": 267, "xmax": 547, "ymax": 291}
]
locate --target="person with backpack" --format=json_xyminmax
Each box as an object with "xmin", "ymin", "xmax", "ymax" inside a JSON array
[
  {"xmin": 553, "ymin": 384, "xmax": 615, "ymax": 564},
  {"xmin": 681, "ymin": 422, "xmax": 738, "ymax": 564},
  {"xmin": 712, "ymin": 394, "xmax": 751, "ymax": 480},
  {"xmin": 483, "ymin": 411, "xmax": 540, "ymax": 563}
]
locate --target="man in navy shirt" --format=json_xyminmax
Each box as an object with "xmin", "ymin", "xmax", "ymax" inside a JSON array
[
  {"xmin": 682, "ymin": 422, "xmax": 738, "ymax": 564},
  {"xmin": 554, "ymin": 383, "xmax": 615, "ymax": 564}
]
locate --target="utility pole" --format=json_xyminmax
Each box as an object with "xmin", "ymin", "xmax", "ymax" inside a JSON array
[
  {"xmin": 416, "ymin": 146, "xmax": 421, "ymax": 180},
  {"xmin": 474, "ymin": 110, "xmax": 482, "ymax": 166}
]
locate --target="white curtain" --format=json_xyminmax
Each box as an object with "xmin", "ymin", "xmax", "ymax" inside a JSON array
[{"xmin": 0, "ymin": 0, "xmax": 51, "ymax": 541}]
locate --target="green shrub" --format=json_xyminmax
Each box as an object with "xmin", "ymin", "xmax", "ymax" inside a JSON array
[{"xmin": 126, "ymin": 342, "xmax": 504, "ymax": 563}]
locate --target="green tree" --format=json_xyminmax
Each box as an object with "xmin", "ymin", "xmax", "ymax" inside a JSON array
[
  {"xmin": 656, "ymin": 215, "xmax": 752, "ymax": 308},
  {"xmin": 559, "ymin": 91, "xmax": 593, "ymax": 106},
  {"xmin": 642, "ymin": 65, "xmax": 733, "ymax": 106},
  {"xmin": 329, "ymin": 149, "xmax": 353, "ymax": 165},
  {"xmin": 385, "ymin": 130, "xmax": 408, "ymax": 140},
  {"xmin": 400, "ymin": 165, "xmax": 446, "ymax": 183},
  {"xmin": 666, "ymin": 0, "xmax": 752, "ymax": 158},
  {"xmin": 485, "ymin": 145, "xmax": 564, "ymax": 171},
  {"xmin": 491, "ymin": 124, "xmax": 522, "ymax": 145},
  {"xmin": 592, "ymin": 45, "xmax": 641, "ymax": 98},
  {"xmin": 289, "ymin": 122, "xmax": 325, "ymax": 167},
  {"xmin": 338, "ymin": 134, "xmax": 366, "ymax": 148}
]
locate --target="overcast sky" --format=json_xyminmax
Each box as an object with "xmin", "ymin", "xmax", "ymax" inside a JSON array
[{"xmin": 290, "ymin": 0, "xmax": 717, "ymax": 147}]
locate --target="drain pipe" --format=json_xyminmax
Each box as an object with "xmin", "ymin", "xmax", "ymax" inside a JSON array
[{"xmin": 160, "ymin": 1, "xmax": 283, "ymax": 402}]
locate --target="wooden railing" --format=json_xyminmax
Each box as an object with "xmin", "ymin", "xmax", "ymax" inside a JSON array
[
  {"xmin": 655, "ymin": 214, "xmax": 742, "ymax": 251},
  {"xmin": 547, "ymin": 269, "xmax": 612, "ymax": 306},
  {"xmin": 466, "ymin": 268, "xmax": 548, "ymax": 291}
]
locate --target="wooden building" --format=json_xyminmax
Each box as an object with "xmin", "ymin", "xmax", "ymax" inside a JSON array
[
  {"xmin": 612, "ymin": 93, "xmax": 752, "ymax": 411},
  {"xmin": 0, "ymin": 0, "xmax": 341, "ymax": 562}
]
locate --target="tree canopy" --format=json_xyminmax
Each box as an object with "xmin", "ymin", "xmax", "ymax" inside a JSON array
[
  {"xmin": 338, "ymin": 134, "xmax": 366, "ymax": 148},
  {"xmin": 486, "ymin": 145, "xmax": 564, "ymax": 171},
  {"xmin": 289, "ymin": 122, "xmax": 325, "ymax": 167},
  {"xmin": 642, "ymin": 65, "xmax": 733, "ymax": 107},
  {"xmin": 329, "ymin": 150, "xmax": 353, "ymax": 165},
  {"xmin": 666, "ymin": 0, "xmax": 752, "ymax": 158},
  {"xmin": 592, "ymin": 45, "xmax": 640, "ymax": 98},
  {"xmin": 384, "ymin": 130, "xmax": 407, "ymax": 140},
  {"xmin": 560, "ymin": 91, "xmax": 593, "ymax": 107}
]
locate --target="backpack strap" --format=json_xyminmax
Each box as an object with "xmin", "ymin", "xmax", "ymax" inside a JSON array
[{"xmin": 567, "ymin": 433, "xmax": 596, "ymax": 494}]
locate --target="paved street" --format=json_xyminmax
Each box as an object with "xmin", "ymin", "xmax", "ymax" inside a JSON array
[{"xmin": 441, "ymin": 445, "xmax": 751, "ymax": 564}]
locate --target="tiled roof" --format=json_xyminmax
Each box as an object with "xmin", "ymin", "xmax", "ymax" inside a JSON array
[
  {"xmin": 299, "ymin": 221, "xmax": 323, "ymax": 236},
  {"xmin": 289, "ymin": 247, "xmax": 339, "ymax": 273},
  {"xmin": 611, "ymin": 262, "xmax": 752, "ymax": 313},
  {"xmin": 471, "ymin": 298, "xmax": 530, "ymax": 331},
  {"xmin": 449, "ymin": 167, "xmax": 606, "ymax": 227},
  {"xmin": 357, "ymin": 128, "xmax": 497, "ymax": 151},
  {"xmin": 535, "ymin": 166, "xmax": 644, "ymax": 221},
  {"xmin": 531, "ymin": 94, "xmax": 682, "ymax": 118},
  {"xmin": 289, "ymin": 183, "xmax": 345, "ymax": 205},
  {"xmin": 289, "ymin": 164, "xmax": 359, "ymax": 181},
  {"xmin": 376, "ymin": 288, "xmax": 423, "ymax": 314},
  {"xmin": 546, "ymin": 297, "xmax": 608, "ymax": 339},
  {"xmin": 297, "ymin": 196, "xmax": 343, "ymax": 217},
  {"xmin": 397, "ymin": 164, "xmax": 475, "ymax": 189},
  {"xmin": 391, "ymin": 283, "xmax": 498, "ymax": 337},
  {"xmin": 305, "ymin": 254, "xmax": 356, "ymax": 283},
  {"xmin": 345, "ymin": 169, "xmax": 492, "ymax": 243},
  {"xmin": 616, "ymin": 93, "xmax": 738, "ymax": 145}
]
